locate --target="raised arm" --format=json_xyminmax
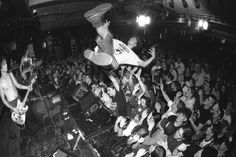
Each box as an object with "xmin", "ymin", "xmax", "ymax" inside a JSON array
[
  {"xmin": 108, "ymin": 72, "xmax": 120, "ymax": 92},
  {"xmin": 128, "ymin": 66, "xmax": 138, "ymax": 88},
  {"xmin": 189, "ymin": 117, "xmax": 204, "ymax": 133},
  {"xmin": 138, "ymin": 46, "xmax": 156, "ymax": 68},
  {"xmin": 9, "ymin": 73, "xmax": 31, "ymax": 90},
  {"xmin": 134, "ymin": 68, "xmax": 146, "ymax": 100},
  {"xmin": 160, "ymin": 80, "xmax": 171, "ymax": 103}
]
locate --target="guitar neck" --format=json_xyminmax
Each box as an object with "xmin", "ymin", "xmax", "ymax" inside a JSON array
[{"xmin": 21, "ymin": 89, "xmax": 31, "ymax": 107}]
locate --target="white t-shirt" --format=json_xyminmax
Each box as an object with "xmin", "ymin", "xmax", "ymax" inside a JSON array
[{"xmin": 95, "ymin": 39, "xmax": 142, "ymax": 66}]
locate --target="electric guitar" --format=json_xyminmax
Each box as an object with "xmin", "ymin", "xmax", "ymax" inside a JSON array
[{"xmin": 11, "ymin": 76, "xmax": 36, "ymax": 125}]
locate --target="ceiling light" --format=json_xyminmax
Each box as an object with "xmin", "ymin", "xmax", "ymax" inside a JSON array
[
  {"xmin": 196, "ymin": 19, "xmax": 209, "ymax": 31},
  {"xmin": 198, "ymin": 19, "xmax": 204, "ymax": 27},
  {"xmin": 33, "ymin": 9, "xmax": 37, "ymax": 14},
  {"xmin": 178, "ymin": 17, "xmax": 185, "ymax": 23},
  {"xmin": 202, "ymin": 21, "xmax": 208, "ymax": 30},
  {"xmin": 136, "ymin": 15, "xmax": 151, "ymax": 27}
]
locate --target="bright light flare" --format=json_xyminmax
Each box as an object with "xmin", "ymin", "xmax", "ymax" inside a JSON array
[
  {"xmin": 136, "ymin": 15, "xmax": 151, "ymax": 27},
  {"xmin": 203, "ymin": 21, "xmax": 208, "ymax": 30},
  {"xmin": 198, "ymin": 19, "xmax": 204, "ymax": 27}
]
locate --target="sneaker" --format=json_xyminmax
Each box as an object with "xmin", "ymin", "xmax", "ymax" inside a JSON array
[
  {"xmin": 84, "ymin": 49, "xmax": 113, "ymax": 66},
  {"xmin": 84, "ymin": 3, "xmax": 112, "ymax": 20}
]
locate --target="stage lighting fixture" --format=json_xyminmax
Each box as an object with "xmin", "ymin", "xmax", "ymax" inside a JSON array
[
  {"xmin": 194, "ymin": 0, "xmax": 200, "ymax": 8},
  {"xmin": 136, "ymin": 15, "xmax": 151, "ymax": 27},
  {"xmin": 202, "ymin": 21, "xmax": 208, "ymax": 30},
  {"xmin": 187, "ymin": 19, "xmax": 191, "ymax": 27},
  {"xmin": 182, "ymin": 0, "xmax": 188, "ymax": 8},
  {"xmin": 169, "ymin": 0, "xmax": 174, "ymax": 8},
  {"xmin": 198, "ymin": 19, "xmax": 204, "ymax": 27},
  {"xmin": 197, "ymin": 19, "xmax": 209, "ymax": 31},
  {"xmin": 178, "ymin": 17, "xmax": 185, "ymax": 23},
  {"xmin": 33, "ymin": 9, "xmax": 37, "ymax": 14}
]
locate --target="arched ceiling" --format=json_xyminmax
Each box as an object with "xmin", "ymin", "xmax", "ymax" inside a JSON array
[{"xmin": 0, "ymin": 0, "xmax": 236, "ymax": 41}]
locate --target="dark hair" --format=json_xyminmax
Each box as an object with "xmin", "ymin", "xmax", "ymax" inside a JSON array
[
  {"xmin": 181, "ymin": 126, "xmax": 193, "ymax": 140},
  {"xmin": 201, "ymin": 146, "xmax": 218, "ymax": 157},
  {"xmin": 176, "ymin": 107, "xmax": 192, "ymax": 120},
  {"xmin": 177, "ymin": 100, "xmax": 186, "ymax": 109},
  {"xmin": 131, "ymin": 125, "xmax": 149, "ymax": 138},
  {"xmin": 150, "ymin": 145, "xmax": 166, "ymax": 157},
  {"xmin": 164, "ymin": 71, "xmax": 173, "ymax": 81},
  {"xmin": 205, "ymin": 94, "xmax": 217, "ymax": 106},
  {"xmin": 173, "ymin": 81, "xmax": 181, "ymax": 91}
]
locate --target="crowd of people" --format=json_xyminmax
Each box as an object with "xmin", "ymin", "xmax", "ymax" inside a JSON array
[
  {"xmin": 0, "ymin": 3, "xmax": 235, "ymax": 157},
  {"xmin": 24, "ymin": 33, "xmax": 234, "ymax": 157},
  {"xmin": 31, "ymin": 3, "xmax": 236, "ymax": 157}
]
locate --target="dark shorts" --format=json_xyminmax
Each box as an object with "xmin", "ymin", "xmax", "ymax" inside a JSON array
[{"xmin": 96, "ymin": 31, "xmax": 113, "ymax": 56}]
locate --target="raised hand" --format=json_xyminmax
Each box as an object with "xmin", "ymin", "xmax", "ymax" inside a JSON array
[
  {"xmin": 121, "ymin": 65, "xmax": 126, "ymax": 70},
  {"xmin": 133, "ymin": 83, "xmax": 141, "ymax": 93},
  {"xmin": 28, "ymin": 85, "xmax": 33, "ymax": 92},
  {"xmin": 134, "ymin": 68, "xmax": 142, "ymax": 79},
  {"xmin": 135, "ymin": 148, "xmax": 147, "ymax": 157},
  {"xmin": 157, "ymin": 140, "xmax": 168, "ymax": 150},
  {"xmin": 127, "ymin": 66, "xmax": 132, "ymax": 72},
  {"xmin": 130, "ymin": 67, "xmax": 138, "ymax": 75},
  {"xmin": 176, "ymin": 91, "xmax": 182, "ymax": 98},
  {"xmin": 178, "ymin": 143, "xmax": 190, "ymax": 152},
  {"xmin": 141, "ymin": 109, "xmax": 148, "ymax": 119},
  {"xmin": 148, "ymin": 46, "xmax": 156, "ymax": 58},
  {"xmin": 160, "ymin": 79, "xmax": 164, "ymax": 90},
  {"xmin": 104, "ymin": 20, "xmax": 110, "ymax": 28}
]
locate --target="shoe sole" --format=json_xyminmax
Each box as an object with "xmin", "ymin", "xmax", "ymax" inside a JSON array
[
  {"xmin": 84, "ymin": 49, "xmax": 113, "ymax": 66},
  {"xmin": 84, "ymin": 3, "xmax": 112, "ymax": 19}
]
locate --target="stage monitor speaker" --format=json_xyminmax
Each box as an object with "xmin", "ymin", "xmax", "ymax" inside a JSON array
[
  {"xmin": 79, "ymin": 92, "xmax": 99, "ymax": 113},
  {"xmin": 30, "ymin": 93, "xmax": 64, "ymax": 123},
  {"xmin": 87, "ymin": 102, "xmax": 111, "ymax": 127}
]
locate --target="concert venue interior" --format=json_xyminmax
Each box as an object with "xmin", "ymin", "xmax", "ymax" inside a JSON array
[{"xmin": 0, "ymin": 0, "xmax": 236, "ymax": 157}]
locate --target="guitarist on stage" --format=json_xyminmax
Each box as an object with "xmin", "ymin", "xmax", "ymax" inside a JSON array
[
  {"xmin": 0, "ymin": 56, "xmax": 33, "ymax": 157},
  {"xmin": 0, "ymin": 57, "xmax": 33, "ymax": 117}
]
